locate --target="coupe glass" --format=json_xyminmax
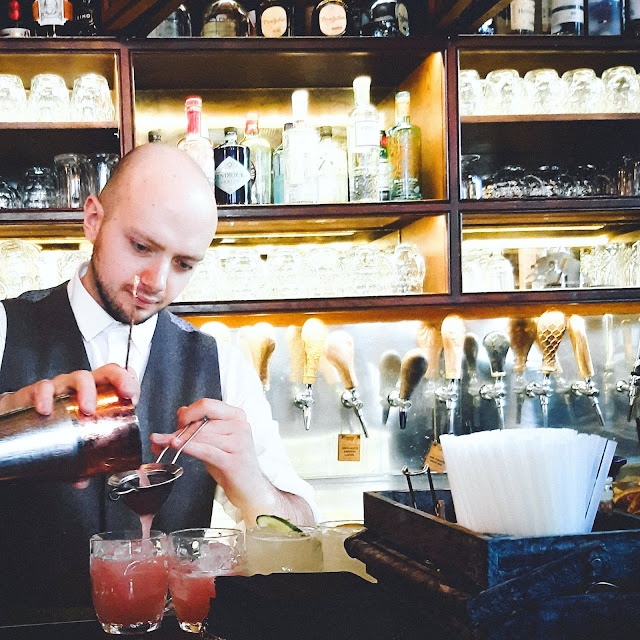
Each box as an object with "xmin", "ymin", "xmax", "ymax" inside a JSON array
[
  {"xmin": 27, "ymin": 73, "xmax": 70, "ymax": 122},
  {"xmin": 70, "ymin": 73, "xmax": 116, "ymax": 122},
  {"xmin": 523, "ymin": 68, "xmax": 566, "ymax": 114},
  {"xmin": 90, "ymin": 530, "xmax": 169, "ymax": 635},
  {"xmin": 458, "ymin": 69, "xmax": 485, "ymax": 116},
  {"xmin": 602, "ymin": 66, "xmax": 640, "ymax": 113},
  {"xmin": 562, "ymin": 68, "xmax": 605, "ymax": 114},
  {"xmin": 168, "ymin": 528, "xmax": 245, "ymax": 634},
  {"xmin": 20, "ymin": 166, "xmax": 57, "ymax": 208},
  {"xmin": 0, "ymin": 74, "xmax": 27, "ymax": 122},
  {"xmin": 484, "ymin": 69, "xmax": 525, "ymax": 115}
]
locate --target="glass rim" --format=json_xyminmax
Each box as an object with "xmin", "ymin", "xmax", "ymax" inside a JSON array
[
  {"xmin": 90, "ymin": 529, "xmax": 166, "ymax": 542},
  {"xmin": 169, "ymin": 527, "xmax": 243, "ymax": 540}
]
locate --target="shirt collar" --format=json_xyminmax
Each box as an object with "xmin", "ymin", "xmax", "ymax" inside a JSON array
[{"xmin": 68, "ymin": 263, "xmax": 158, "ymax": 351}]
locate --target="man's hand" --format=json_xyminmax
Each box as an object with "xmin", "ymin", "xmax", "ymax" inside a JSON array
[
  {"xmin": 150, "ymin": 399, "xmax": 314, "ymax": 527},
  {"xmin": 0, "ymin": 363, "xmax": 140, "ymax": 416}
]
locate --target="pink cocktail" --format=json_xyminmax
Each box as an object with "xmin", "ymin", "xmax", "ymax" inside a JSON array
[
  {"xmin": 90, "ymin": 530, "xmax": 169, "ymax": 634},
  {"xmin": 169, "ymin": 528, "xmax": 245, "ymax": 633}
]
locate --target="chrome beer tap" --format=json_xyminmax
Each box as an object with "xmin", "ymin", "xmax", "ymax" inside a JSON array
[
  {"xmin": 568, "ymin": 314, "xmax": 605, "ymax": 426},
  {"xmin": 602, "ymin": 314, "xmax": 615, "ymax": 405},
  {"xmin": 379, "ymin": 350, "xmax": 402, "ymax": 424},
  {"xmin": 463, "ymin": 333, "xmax": 480, "ymax": 432},
  {"xmin": 435, "ymin": 314, "xmax": 466, "ymax": 436},
  {"xmin": 416, "ymin": 321, "xmax": 443, "ymax": 441},
  {"xmin": 388, "ymin": 348, "xmax": 428, "ymax": 430},
  {"xmin": 324, "ymin": 330, "xmax": 369, "ymax": 437},
  {"xmin": 616, "ymin": 325, "xmax": 640, "ymax": 422},
  {"xmin": 248, "ymin": 322, "xmax": 276, "ymax": 391},
  {"xmin": 508, "ymin": 317, "xmax": 537, "ymax": 424},
  {"xmin": 525, "ymin": 311, "xmax": 567, "ymax": 429},
  {"xmin": 294, "ymin": 318, "xmax": 328, "ymax": 430},
  {"xmin": 479, "ymin": 331, "xmax": 510, "ymax": 431}
]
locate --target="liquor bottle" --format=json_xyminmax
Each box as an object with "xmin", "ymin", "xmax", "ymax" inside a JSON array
[
  {"xmin": 627, "ymin": 0, "xmax": 640, "ymax": 34},
  {"xmin": 361, "ymin": 0, "xmax": 409, "ymax": 36},
  {"xmin": 32, "ymin": 0, "xmax": 74, "ymax": 35},
  {"xmin": 347, "ymin": 75, "xmax": 379, "ymax": 203},
  {"xmin": 177, "ymin": 96, "xmax": 216, "ymax": 191},
  {"xmin": 538, "ymin": 0, "xmax": 552, "ymax": 32},
  {"xmin": 272, "ymin": 122, "xmax": 291, "ymax": 204},
  {"xmin": 317, "ymin": 126, "xmax": 348, "ymax": 203},
  {"xmin": 587, "ymin": 0, "xmax": 622, "ymax": 34},
  {"xmin": 147, "ymin": 4, "xmax": 191, "ymax": 37},
  {"xmin": 509, "ymin": 0, "xmax": 535, "ymax": 32},
  {"xmin": 387, "ymin": 91, "xmax": 421, "ymax": 201},
  {"xmin": 378, "ymin": 119, "xmax": 391, "ymax": 201},
  {"xmin": 283, "ymin": 89, "xmax": 319, "ymax": 204},
  {"xmin": 73, "ymin": 0, "xmax": 97, "ymax": 35},
  {"xmin": 0, "ymin": 1, "xmax": 31, "ymax": 36},
  {"xmin": 242, "ymin": 112, "xmax": 272, "ymax": 205},
  {"xmin": 257, "ymin": 0, "xmax": 294, "ymax": 36},
  {"xmin": 311, "ymin": 0, "xmax": 348, "ymax": 36},
  {"xmin": 201, "ymin": 0, "xmax": 249, "ymax": 36},
  {"xmin": 214, "ymin": 127, "xmax": 251, "ymax": 205},
  {"xmin": 550, "ymin": 0, "xmax": 584, "ymax": 33},
  {"xmin": 347, "ymin": 0, "xmax": 369, "ymax": 35}
]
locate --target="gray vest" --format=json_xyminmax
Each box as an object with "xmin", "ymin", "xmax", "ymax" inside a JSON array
[{"xmin": 0, "ymin": 284, "xmax": 222, "ymax": 621}]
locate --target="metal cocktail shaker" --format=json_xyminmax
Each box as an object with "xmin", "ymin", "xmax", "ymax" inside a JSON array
[{"xmin": 0, "ymin": 385, "xmax": 141, "ymax": 482}]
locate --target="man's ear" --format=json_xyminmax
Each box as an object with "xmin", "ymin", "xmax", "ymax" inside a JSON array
[{"xmin": 83, "ymin": 194, "xmax": 105, "ymax": 242}]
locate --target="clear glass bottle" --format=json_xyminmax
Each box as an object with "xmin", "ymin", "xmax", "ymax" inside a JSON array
[
  {"xmin": 347, "ymin": 75, "xmax": 380, "ymax": 203},
  {"xmin": 509, "ymin": 0, "xmax": 535, "ymax": 32},
  {"xmin": 550, "ymin": 0, "xmax": 584, "ymax": 33},
  {"xmin": 272, "ymin": 122, "xmax": 291, "ymax": 204},
  {"xmin": 311, "ymin": 0, "xmax": 348, "ymax": 36},
  {"xmin": 317, "ymin": 125, "xmax": 348, "ymax": 203},
  {"xmin": 147, "ymin": 4, "xmax": 191, "ymax": 37},
  {"xmin": 201, "ymin": 0, "xmax": 249, "ymax": 37},
  {"xmin": 257, "ymin": 0, "xmax": 294, "ymax": 36},
  {"xmin": 242, "ymin": 112, "xmax": 272, "ymax": 205},
  {"xmin": 31, "ymin": 0, "xmax": 74, "ymax": 35},
  {"xmin": 387, "ymin": 91, "xmax": 421, "ymax": 201},
  {"xmin": 378, "ymin": 119, "xmax": 391, "ymax": 201},
  {"xmin": 177, "ymin": 96, "xmax": 216, "ymax": 191},
  {"xmin": 0, "ymin": 0, "xmax": 31, "ymax": 36},
  {"xmin": 214, "ymin": 127, "xmax": 251, "ymax": 205},
  {"xmin": 284, "ymin": 89, "xmax": 319, "ymax": 204},
  {"xmin": 361, "ymin": 0, "xmax": 409, "ymax": 36},
  {"xmin": 538, "ymin": 0, "xmax": 552, "ymax": 32}
]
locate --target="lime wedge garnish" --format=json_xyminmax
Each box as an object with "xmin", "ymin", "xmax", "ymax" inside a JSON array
[{"xmin": 256, "ymin": 514, "xmax": 302, "ymax": 533}]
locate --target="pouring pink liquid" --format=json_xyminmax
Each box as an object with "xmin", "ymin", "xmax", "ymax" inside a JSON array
[{"xmin": 136, "ymin": 468, "xmax": 154, "ymax": 539}]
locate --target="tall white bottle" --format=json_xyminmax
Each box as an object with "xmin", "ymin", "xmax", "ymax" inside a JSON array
[
  {"xmin": 283, "ymin": 89, "xmax": 319, "ymax": 204},
  {"xmin": 347, "ymin": 76, "xmax": 380, "ymax": 202}
]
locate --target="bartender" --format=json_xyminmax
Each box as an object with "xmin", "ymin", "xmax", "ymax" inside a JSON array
[{"xmin": 0, "ymin": 144, "xmax": 316, "ymax": 623}]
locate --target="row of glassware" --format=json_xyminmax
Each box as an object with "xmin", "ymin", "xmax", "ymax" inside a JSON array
[
  {"xmin": 0, "ymin": 72, "xmax": 116, "ymax": 123},
  {"xmin": 461, "ymin": 242, "xmax": 640, "ymax": 292},
  {"xmin": 460, "ymin": 154, "xmax": 640, "ymax": 199},
  {"xmin": 0, "ymin": 153, "xmax": 119, "ymax": 209},
  {"xmin": 459, "ymin": 66, "xmax": 640, "ymax": 116}
]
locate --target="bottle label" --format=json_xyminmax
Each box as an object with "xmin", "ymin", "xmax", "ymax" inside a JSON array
[
  {"xmin": 33, "ymin": 0, "xmax": 72, "ymax": 25},
  {"xmin": 319, "ymin": 3, "xmax": 347, "ymax": 36},
  {"xmin": 261, "ymin": 6, "xmax": 287, "ymax": 37},
  {"xmin": 354, "ymin": 120, "xmax": 380, "ymax": 148},
  {"xmin": 510, "ymin": 0, "xmax": 535, "ymax": 31},
  {"xmin": 551, "ymin": 2, "xmax": 584, "ymax": 32},
  {"xmin": 215, "ymin": 156, "xmax": 250, "ymax": 195},
  {"xmin": 0, "ymin": 27, "xmax": 31, "ymax": 36},
  {"xmin": 396, "ymin": 3, "xmax": 409, "ymax": 35},
  {"xmin": 202, "ymin": 17, "xmax": 238, "ymax": 37}
]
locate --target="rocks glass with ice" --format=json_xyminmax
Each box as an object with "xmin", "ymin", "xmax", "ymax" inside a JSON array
[
  {"xmin": 168, "ymin": 528, "xmax": 245, "ymax": 633},
  {"xmin": 90, "ymin": 530, "xmax": 169, "ymax": 634}
]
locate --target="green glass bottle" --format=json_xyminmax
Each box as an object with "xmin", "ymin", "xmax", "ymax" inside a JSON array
[{"xmin": 387, "ymin": 90, "xmax": 421, "ymax": 201}]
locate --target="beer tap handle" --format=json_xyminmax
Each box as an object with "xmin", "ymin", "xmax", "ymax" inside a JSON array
[
  {"xmin": 248, "ymin": 322, "xmax": 276, "ymax": 390},
  {"xmin": 379, "ymin": 350, "xmax": 401, "ymax": 424},
  {"xmin": 442, "ymin": 314, "xmax": 466, "ymax": 380},
  {"xmin": 537, "ymin": 311, "xmax": 567, "ymax": 375},
  {"xmin": 301, "ymin": 318, "xmax": 327, "ymax": 385},
  {"xmin": 394, "ymin": 348, "xmax": 428, "ymax": 430},
  {"xmin": 286, "ymin": 325, "xmax": 305, "ymax": 384},
  {"xmin": 508, "ymin": 317, "xmax": 537, "ymax": 374},
  {"xmin": 464, "ymin": 333, "xmax": 479, "ymax": 380},
  {"xmin": 568, "ymin": 314, "xmax": 604, "ymax": 427},
  {"xmin": 627, "ymin": 339, "xmax": 640, "ymax": 422},
  {"xmin": 483, "ymin": 331, "xmax": 510, "ymax": 378},
  {"xmin": 621, "ymin": 319, "xmax": 634, "ymax": 367},
  {"xmin": 417, "ymin": 321, "xmax": 443, "ymax": 380},
  {"xmin": 324, "ymin": 330, "xmax": 369, "ymax": 437}
]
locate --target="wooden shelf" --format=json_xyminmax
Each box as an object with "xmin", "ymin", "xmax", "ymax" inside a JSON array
[
  {"xmin": 0, "ymin": 122, "xmax": 119, "ymax": 130},
  {"xmin": 461, "ymin": 113, "xmax": 640, "ymax": 123}
]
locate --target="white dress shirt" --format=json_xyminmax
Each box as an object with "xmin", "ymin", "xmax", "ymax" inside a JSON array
[{"xmin": 0, "ymin": 267, "xmax": 318, "ymax": 525}]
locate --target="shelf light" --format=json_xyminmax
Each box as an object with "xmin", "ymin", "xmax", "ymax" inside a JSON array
[
  {"xmin": 463, "ymin": 234, "xmax": 610, "ymax": 249},
  {"xmin": 463, "ymin": 225, "xmax": 605, "ymax": 234}
]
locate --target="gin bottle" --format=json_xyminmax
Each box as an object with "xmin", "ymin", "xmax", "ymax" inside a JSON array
[
  {"xmin": 283, "ymin": 89, "xmax": 319, "ymax": 204},
  {"xmin": 213, "ymin": 127, "xmax": 251, "ymax": 205},
  {"xmin": 201, "ymin": 0, "xmax": 249, "ymax": 36},
  {"xmin": 242, "ymin": 112, "xmax": 272, "ymax": 204},
  {"xmin": 378, "ymin": 119, "xmax": 391, "ymax": 201},
  {"xmin": 317, "ymin": 125, "xmax": 348, "ymax": 203},
  {"xmin": 177, "ymin": 96, "xmax": 216, "ymax": 191},
  {"xmin": 387, "ymin": 91, "xmax": 421, "ymax": 200},
  {"xmin": 347, "ymin": 75, "xmax": 380, "ymax": 202}
]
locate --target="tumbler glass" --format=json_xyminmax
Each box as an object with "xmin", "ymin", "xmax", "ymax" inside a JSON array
[
  {"xmin": 90, "ymin": 530, "xmax": 169, "ymax": 635},
  {"xmin": 0, "ymin": 74, "xmax": 27, "ymax": 122},
  {"xmin": 460, "ymin": 154, "xmax": 483, "ymax": 199},
  {"xmin": 523, "ymin": 68, "xmax": 565, "ymax": 114},
  {"xmin": 70, "ymin": 73, "xmax": 116, "ymax": 122},
  {"xmin": 54, "ymin": 153, "xmax": 92, "ymax": 208},
  {"xmin": 484, "ymin": 69, "xmax": 525, "ymax": 115},
  {"xmin": 27, "ymin": 73, "xmax": 70, "ymax": 122},
  {"xmin": 0, "ymin": 178, "xmax": 18, "ymax": 208},
  {"xmin": 562, "ymin": 68, "xmax": 605, "ymax": 114},
  {"xmin": 266, "ymin": 246, "xmax": 303, "ymax": 298},
  {"xmin": 0, "ymin": 238, "xmax": 41, "ymax": 297},
  {"xmin": 393, "ymin": 242, "xmax": 425, "ymax": 294},
  {"xmin": 168, "ymin": 528, "xmax": 245, "ymax": 634},
  {"xmin": 602, "ymin": 66, "xmax": 640, "ymax": 113},
  {"xmin": 20, "ymin": 166, "xmax": 57, "ymax": 208},
  {"xmin": 318, "ymin": 521, "xmax": 372, "ymax": 580},
  {"xmin": 458, "ymin": 69, "xmax": 485, "ymax": 116},
  {"xmin": 89, "ymin": 152, "xmax": 119, "ymax": 194}
]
